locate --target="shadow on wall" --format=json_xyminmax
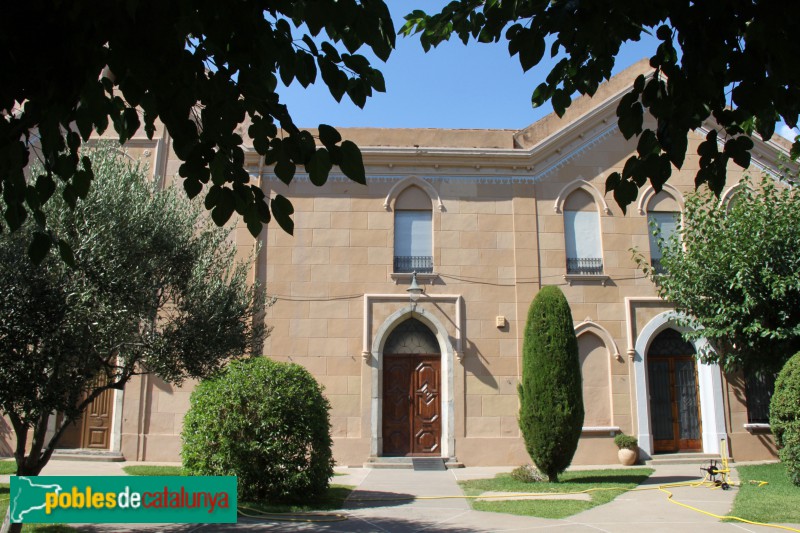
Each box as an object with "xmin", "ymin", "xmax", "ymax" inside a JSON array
[
  {"xmin": 462, "ymin": 339, "xmax": 499, "ymax": 391},
  {"xmin": 0, "ymin": 416, "xmax": 13, "ymax": 456}
]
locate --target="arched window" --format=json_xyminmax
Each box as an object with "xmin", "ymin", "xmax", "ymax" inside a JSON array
[
  {"xmin": 393, "ymin": 186, "xmax": 433, "ymax": 273},
  {"xmin": 646, "ymin": 191, "xmax": 680, "ymax": 274},
  {"xmin": 564, "ymin": 189, "xmax": 603, "ymax": 275}
]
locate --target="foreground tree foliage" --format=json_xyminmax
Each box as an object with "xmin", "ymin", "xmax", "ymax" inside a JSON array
[
  {"xmin": 770, "ymin": 352, "xmax": 800, "ymax": 486},
  {"xmin": 2, "ymin": 1, "xmax": 395, "ymax": 261},
  {"xmin": 518, "ymin": 286, "xmax": 584, "ymax": 482},
  {"xmin": 637, "ymin": 174, "xmax": 800, "ymax": 374},
  {"xmin": 182, "ymin": 357, "xmax": 333, "ymax": 502},
  {"xmin": 402, "ymin": 1, "xmax": 800, "ymax": 210},
  {"xmin": 0, "ymin": 146, "xmax": 264, "ymax": 486}
]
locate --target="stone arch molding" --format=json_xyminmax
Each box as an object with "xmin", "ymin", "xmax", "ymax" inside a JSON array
[
  {"xmin": 369, "ymin": 305, "xmax": 455, "ymax": 458},
  {"xmin": 383, "ymin": 176, "xmax": 444, "ymax": 212},
  {"xmin": 554, "ymin": 178, "xmax": 611, "ymax": 215},
  {"xmin": 575, "ymin": 319, "xmax": 622, "ymax": 362},
  {"xmin": 636, "ymin": 183, "xmax": 686, "ymax": 216},
  {"xmin": 719, "ymin": 181, "xmax": 754, "ymax": 207},
  {"xmin": 632, "ymin": 311, "xmax": 727, "ymax": 459}
]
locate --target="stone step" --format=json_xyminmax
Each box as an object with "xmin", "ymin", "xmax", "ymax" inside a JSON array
[
  {"xmin": 51, "ymin": 449, "xmax": 126, "ymax": 462},
  {"xmin": 364, "ymin": 456, "xmax": 463, "ymax": 469},
  {"xmin": 646, "ymin": 453, "xmax": 726, "ymax": 466}
]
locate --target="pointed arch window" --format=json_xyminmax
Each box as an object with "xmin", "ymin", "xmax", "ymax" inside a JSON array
[
  {"xmin": 646, "ymin": 191, "xmax": 681, "ymax": 274},
  {"xmin": 564, "ymin": 189, "xmax": 603, "ymax": 275},
  {"xmin": 393, "ymin": 186, "xmax": 433, "ymax": 273}
]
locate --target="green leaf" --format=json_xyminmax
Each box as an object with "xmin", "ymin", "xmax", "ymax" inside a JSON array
[
  {"xmin": 338, "ymin": 141, "xmax": 366, "ymax": 185},
  {"xmin": 183, "ymin": 178, "xmax": 202, "ymax": 199},
  {"xmin": 318, "ymin": 124, "xmax": 342, "ymax": 148},
  {"xmin": 518, "ymin": 34, "xmax": 545, "ymax": 72},
  {"xmin": 57, "ymin": 240, "xmax": 76, "ymax": 267},
  {"xmin": 271, "ymin": 194, "xmax": 294, "ymax": 234},
  {"xmin": 306, "ymin": 148, "xmax": 331, "ymax": 186},
  {"xmin": 552, "ymin": 89, "xmax": 571, "ymax": 118},
  {"xmin": 605, "ymin": 172, "xmax": 621, "ymax": 195},
  {"xmin": 35, "ymin": 174, "xmax": 56, "ymax": 204},
  {"xmin": 211, "ymin": 188, "xmax": 235, "ymax": 226},
  {"xmin": 29, "ymin": 231, "xmax": 52, "ymax": 265}
]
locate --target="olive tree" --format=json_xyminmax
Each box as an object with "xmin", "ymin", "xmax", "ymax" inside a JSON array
[{"xmin": 0, "ymin": 145, "xmax": 265, "ymax": 533}]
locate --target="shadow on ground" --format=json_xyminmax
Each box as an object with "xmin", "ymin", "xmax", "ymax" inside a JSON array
[
  {"xmin": 344, "ymin": 490, "xmax": 417, "ymax": 509},
  {"xmin": 641, "ymin": 474, "xmax": 704, "ymax": 485},
  {"xmin": 79, "ymin": 515, "xmax": 481, "ymax": 532}
]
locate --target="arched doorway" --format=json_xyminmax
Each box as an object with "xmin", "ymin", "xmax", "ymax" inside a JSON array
[
  {"xmin": 647, "ymin": 328, "xmax": 702, "ymax": 452},
  {"xmin": 382, "ymin": 318, "xmax": 441, "ymax": 456}
]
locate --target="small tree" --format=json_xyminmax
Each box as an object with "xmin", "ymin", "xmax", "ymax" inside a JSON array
[
  {"xmin": 0, "ymin": 145, "xmax": 265, "ymax": 533},
  {"xmin": 770, "ymin": 352, "xmax": 800, "ymax": 485},
  {"xmin": 638, "ymin": 173, "xmax": 800, "ymax": 374},
  {"xmin": 518, "ymin": 285, "xmax": 584, "ymax": 482},
  {"xmin": 182, "ymin": 358, "xmax": 334, "ymax": 502}
]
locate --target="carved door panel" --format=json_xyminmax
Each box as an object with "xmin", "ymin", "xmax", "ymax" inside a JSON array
[
  {"xmin": 382, "ymin": 354, "xmax": 441, "ymax": 456},
  {"xmin": 81, "ymin": 385, "xmax": 113, "ymax": 449},
  {"xmin": 412, "ymin": 357, "xmax": 441, "ymax": 455}
]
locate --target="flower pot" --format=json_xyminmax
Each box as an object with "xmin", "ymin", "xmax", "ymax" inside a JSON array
[{"xmin": 618, "ymin": 447, "xmax": 638, "ymax": 465}]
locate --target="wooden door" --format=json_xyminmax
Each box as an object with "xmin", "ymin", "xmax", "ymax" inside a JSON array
[
  {"xmin": 81, "ymin": 386, "xmax": 113, "ymax": 449},
  {"xmin": 649, "ymin": 355, "xmax": 702, "ymax": 452},
  {"xmin": 56, "ymin": 380, "xmax": 113, "ymax": 450},
  {"xmin": 382, "ymin": 354, "xmax": 441, "ymax": 456}
]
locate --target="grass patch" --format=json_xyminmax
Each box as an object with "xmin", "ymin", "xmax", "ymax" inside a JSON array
[
  {"xmin": 460, "ymin": 468, "xmax": 653, "ymax": 519},
  {"xmin": 122, "ymin": 465, "xmax": 185, "ymax": 476},
  {"xmin": 239, "ymin": 484, "xmax": 354, "ymax": 514},
  {"xmin": 0, "ymin": 460, "xmax": 16, "ymax": 475},
  {"xmin": 0, "ymin": 484, "xmax": 77, "ymax": 532},
  {"xmin": 731, "ymin": 462, "xmax": 800, "ymax": 524}
]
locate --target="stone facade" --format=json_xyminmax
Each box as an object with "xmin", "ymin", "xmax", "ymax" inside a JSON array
[{"xmin": 1, "ymin": 61, "xmax": 788, "ymax": 465}]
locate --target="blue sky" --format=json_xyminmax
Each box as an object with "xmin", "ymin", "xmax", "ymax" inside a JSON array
[{"xmin": 277, "ymin": 1, "xmax": 799, "ymax": 140}]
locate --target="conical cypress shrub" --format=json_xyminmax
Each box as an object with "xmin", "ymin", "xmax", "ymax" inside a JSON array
[{"xmin": 518, "ymin": 285, "xmax": 584, "ymax": 482}]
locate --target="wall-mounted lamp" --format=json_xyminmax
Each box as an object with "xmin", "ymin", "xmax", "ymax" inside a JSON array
[{"xmin": 407, "ymin": 271, "xmax": 424, "ymax": 303}]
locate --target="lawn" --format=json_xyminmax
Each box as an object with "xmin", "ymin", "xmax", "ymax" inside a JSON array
[
  {"xmin": 0, "ymin": 459, "xmax": 16, "ymax": 475},
  {"xmin": 122, "ymin": 465, "xmax": 185, "ymax": 476},
  {"xmin": 731, "ymin": 462, "xmax": 800, "ymax": 524},
  {"xmin": 460, "ymin": 468, "xmax": 654, "ymax": 519},
  {"xmin": 0, "ymin": 484, "xmax": 77, "ymax": 532}
]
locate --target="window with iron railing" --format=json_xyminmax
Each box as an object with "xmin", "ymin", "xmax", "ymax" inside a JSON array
[
  {"xmin": 564, "ymin": 203, "xmax": 604, "ymax": 276},
  {"xmin": 393, "ymin": 256, "xmax": 433, "ymax": 273},
  {"xmin": 394, "ymin": 210, "xmax": 432, "ymax": 274},
  {"xmin": 566, "ymin": 257, "xmax": 604, "ymax": 275}
]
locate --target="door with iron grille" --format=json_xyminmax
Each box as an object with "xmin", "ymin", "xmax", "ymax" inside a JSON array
[{"xmin": 647, "ymin": 329, "xmax": 702, "ymax": 452}]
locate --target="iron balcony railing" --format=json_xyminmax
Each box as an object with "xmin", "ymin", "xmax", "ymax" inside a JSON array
[
  {"xmin": 394, "ymin": 256, "xmax": 433, "ymax": 273},
  {"xmin": 566, "ymin": 257, "xmax": 603, "ymax": 275}
]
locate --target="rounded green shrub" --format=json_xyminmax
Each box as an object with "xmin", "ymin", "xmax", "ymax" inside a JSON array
[
  {"xmin": 614, "ymin": 434, "xmax": 638, "ymax": 450},
  {"xmin": 770, "ymin": 352, "xmax": 800, "ymax": 485},
  {"xmin": 181, "ymin": 357, "xmax": 334, "ymax": 501},
  {"xmin": 518, "ymin": 285, "xmax": 584, "ymax": 482}
]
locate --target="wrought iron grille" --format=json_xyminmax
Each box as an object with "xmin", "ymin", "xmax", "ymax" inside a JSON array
[
  {"xmin": 746, "ymin": 373, "xmax": 776, "ymax": 424},
  {"xmin": 394, "ymin": 256, "xmax": 433, "ymax": 273},
  {"xmin": 566, "ymin": 257, "xmax": 603, "ymax": 275}
]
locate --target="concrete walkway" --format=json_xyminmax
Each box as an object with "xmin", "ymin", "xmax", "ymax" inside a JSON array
[{"xmin": 3, "ymin": 460, "xmax": 798, "ymax": 532}]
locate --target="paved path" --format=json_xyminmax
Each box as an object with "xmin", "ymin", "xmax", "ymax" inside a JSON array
[{"xmin": 4, "ymin": 460, "xmax": 799, "ymax": 532}]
